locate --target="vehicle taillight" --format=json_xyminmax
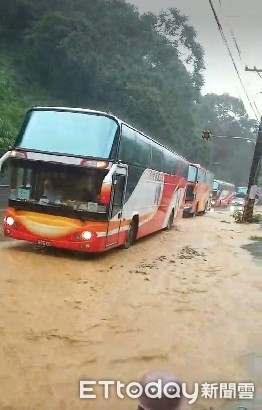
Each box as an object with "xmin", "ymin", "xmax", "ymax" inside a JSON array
[
  {"xmin": 81, "ymin": 159, "xmax": 109, "ymax": 168},
  {"xmin": 99, "ymin": 183, "xmax": 112, "ymax": 204}
]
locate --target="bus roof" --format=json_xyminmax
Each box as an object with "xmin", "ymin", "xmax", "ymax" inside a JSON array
[
  {"xmin": 33, "ymin": 106, "xmax": 120, "ymax": 123},
  {"xmin": 190, "ymin": 162, "xmax": 214, "ymax": 176},
  {"xmin": 190, "ymin": 163, "xmax": 201, "ymax": 167},
  {"xmin": 31, "ymin": 106, "xmax": 189, "ymax": 163},
  {"xmin": 214, "ymin": 179, "xmax": 235, "ymax": 187}
]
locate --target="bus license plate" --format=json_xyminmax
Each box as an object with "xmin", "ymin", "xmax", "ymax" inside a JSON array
[{"xmin": 37, "ymin": 240, "xmax": 51, "ymax": 247}]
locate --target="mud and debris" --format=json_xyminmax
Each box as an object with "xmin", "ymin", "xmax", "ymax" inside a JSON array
[{"xmin": 0, "ymin": 210, "xmax": 261, "ymax": 409}]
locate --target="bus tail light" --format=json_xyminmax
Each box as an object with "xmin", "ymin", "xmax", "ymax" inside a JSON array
[
  {"xmin": 81, "ymin": 159, "xmax": 109, "ymax": 168},
  {"xmin": 99, "ymin": 183, "xmax": 112, "ymax": 205}
]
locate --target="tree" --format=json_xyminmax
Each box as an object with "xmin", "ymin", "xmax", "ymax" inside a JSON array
[
  {"xmin": 20, "ymin": 0, "xmax": 206, "ymax": 161},
  {"xmin": 156, "ymin": 8, "xmax": 205, "ymax": 96},
  {"xmin": 195, "ymin": 93, "xmax": 258, "ymax": 186},
  {"xmin": 0, "ymin": 0, "xmax": 256, "ymax": 179}
]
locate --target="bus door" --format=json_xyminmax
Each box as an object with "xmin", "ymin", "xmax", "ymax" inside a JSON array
[{"xmin": 105, "ymin": 166, "xmax": 127, "ymax": 247}]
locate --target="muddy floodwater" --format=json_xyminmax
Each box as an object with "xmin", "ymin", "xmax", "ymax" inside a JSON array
[{"xmin": 0, "ymin": 210, "xmax": 261, "ymax": 410}]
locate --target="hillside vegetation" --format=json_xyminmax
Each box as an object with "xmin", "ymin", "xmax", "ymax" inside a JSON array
[{"xmin": 0, "ymin": 0, "xmax": 258, "ymax": 185}]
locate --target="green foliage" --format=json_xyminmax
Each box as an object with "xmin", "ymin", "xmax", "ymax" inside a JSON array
[
  {"xmin": 157, "ymin": 7, "xmax": 205, "ymax": 94},
  {"xmin": 232, "ymin": 210, "xmax": 262, "ymax": 224},
  {"xmin": 0, "ymin": 50, "xmax": 62, "ymax": 156},
  {"xmin": 195, "ymin": 93, "xmax": 258, "ymax": 185},
  {"xmin": 249, "ymin": 235, "xmax": 262, "ymax": 241},
  {"xmin": 232, "ymin": 210, "xmax": 244, "ymax": 223},
  {"xmin": 0, "ymin": 63, "xmax": 25, "ymax": 155},
  {"xmin": 0, "ymin": 0, "xmax": 208, "ymax": 162},
  {"xmin": 0, "ymin": 0, "xmax": 257, "ymax": 179},
  {"xmin": 252, "ymin": 214, "xmax": 262, "ymax": 223}
]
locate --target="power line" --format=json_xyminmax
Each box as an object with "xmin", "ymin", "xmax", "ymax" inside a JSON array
[
  {"xmin": 216, "ymin": 0, "xmax": 243, "ymax": 61},
  {"xmin": 230, "ymin": 30, "xmax": 242, "ymax": 61},
  {"xmin": 253, "ymin": 100, "xmax": 260, "ymax": 116},
  {"xmin": 216, "ymin": 2, "xmax": 250, "ymax": 64},
  {"xmin": 209, "ymin": 0, "xmax": 259, "ymax": 119},
  {"xmin": 222, "ymin": 16, "xmax": 262, "ymax": 110},
  {"xmin": 208, "ymin": 0, "xmax": 259, "ymax": 121}
]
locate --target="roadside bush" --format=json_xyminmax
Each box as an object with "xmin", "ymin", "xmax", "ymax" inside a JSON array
[{"xmin": 233, "ymin": 211, "xmax": 262, "ymax": 224}]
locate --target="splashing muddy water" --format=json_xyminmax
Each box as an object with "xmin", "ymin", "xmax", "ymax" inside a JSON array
[{"xmin": 0, "ymin": 210, "xmax": 261, "ymax": 409}]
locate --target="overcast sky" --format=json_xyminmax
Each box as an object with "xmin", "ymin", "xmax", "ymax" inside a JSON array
[{"xmin": 128, "ymin": 0, "xmax": 262, "ymax": 120}]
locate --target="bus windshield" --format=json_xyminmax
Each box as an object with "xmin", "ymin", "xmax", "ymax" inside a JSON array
[
  {"xmin": 15, "ymin": 110, "xmax": 119, "ymax": 158},
  {"xmin": 188, "ymin": 165, "xmax": 197, "ymax": 182},
  {"xmin": 9, "ymin": 161, "xmax": 108, "ymax": 215}
]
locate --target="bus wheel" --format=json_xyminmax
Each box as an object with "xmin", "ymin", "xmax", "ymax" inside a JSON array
[
  {"xmin": 123, "ymin": 219, "xmax": 137, "ymax": 249},
  {"xmin": 194, "ymin": 203, "xmax": 198, "ymax": 216},
  {"xmin": 202, "ymin": 202, "xmax": 209, "ymax": 215},
  {"xmin": 166, "ymin": 209, "xmax": 174, "ymax": 230}
]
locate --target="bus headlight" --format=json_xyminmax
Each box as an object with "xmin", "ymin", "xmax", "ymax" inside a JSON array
[
  {"xmin": 6, "ymin": 216, "xmax": 15, "ymax": 226},
  {"xmin": 82, "ymin": 231, "xmax": 92, "ymax": 240}
]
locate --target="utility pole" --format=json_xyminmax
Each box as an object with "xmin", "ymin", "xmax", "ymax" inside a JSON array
[
  {"xmin": 242, "ymin": 66, "xmax": 262, "ymax": 222},
  {"xmin": 242, "ymin": 118, "xmax": 262, "ymax": 222}
]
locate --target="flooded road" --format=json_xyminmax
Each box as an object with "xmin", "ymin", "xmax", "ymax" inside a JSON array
[{"xmin": 0, "ymin": 210, "xmax": 261, "ymax": 409}]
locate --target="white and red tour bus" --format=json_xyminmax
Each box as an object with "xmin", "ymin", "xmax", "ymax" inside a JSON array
[
  {"xmin": 183, "ymin": 163, "xmax": 214, "ymax": 217},
  {"xmin": 1, "ymin": 107, "xmax": 189, "ymax": 252},
  {"xmin": 211, "ymin": 179, "xmax": 236, "ymax": 207}
]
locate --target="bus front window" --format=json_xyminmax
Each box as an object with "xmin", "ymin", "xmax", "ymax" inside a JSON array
[
  {"xmin": 15, "ymin": 110, "xmax": 119, "ymax": 159},
  {"xmin": 212, "ymin": 181, "xmax": 219, "ymax": 199},
  {"xmin": 9, "ymin": 163, "xmax": 107, "ymax": 213}
]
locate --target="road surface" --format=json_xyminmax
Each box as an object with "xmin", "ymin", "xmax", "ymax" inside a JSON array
[{"xmin": 0, "ymin": 210, "xmax": 261, "ymax": 409}]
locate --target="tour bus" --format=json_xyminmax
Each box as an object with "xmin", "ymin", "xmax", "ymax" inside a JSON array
[
  {"xmin": 0, "ymin": 107, "xmax": 189, "ymax": 252},
  {"xmin": 211, "ymin": 179, "xmax": 236, "ymax": 207},
  {"xmin": 183, "ymin": 163, "xmax": 214, "ymax": 217}
]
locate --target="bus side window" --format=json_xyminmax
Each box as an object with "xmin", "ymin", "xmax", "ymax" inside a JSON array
[
  {"xmin": 198, "ymin": 169, "xmax": 204, "ymax": 184},
  {"xmin": 180, "ymin": 160, "xmax": 188, "ymax": 178},
  {"xmin": 135, "ymin": 132, "xmax": 151, "ymax": 169},
  {"xmin": 163, "ymin": 150, "xmax": 176, "ymax": 174},
  {"xmin": 151, "ymin": 144, "xmax": 163, "ymax": 172},
  {"xmin": 118, "ymin": 125, "xmax": 138, "ymax": 165},
  {"xmin": 185, "ymin": 162, "xmax": 189, "ymax": 178}
]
